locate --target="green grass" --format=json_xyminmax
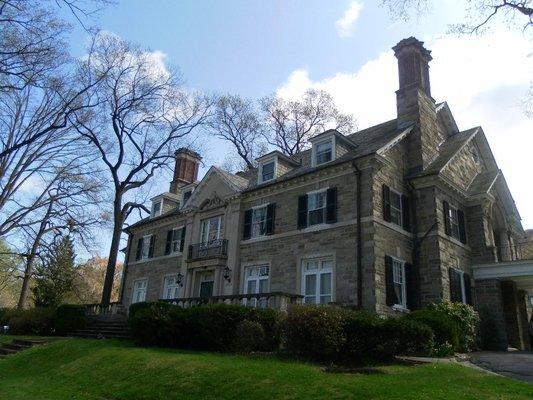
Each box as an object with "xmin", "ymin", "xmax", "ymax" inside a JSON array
[{"xmin": 0, "ymin": 338, "xmax": 531, "ymax": 400}]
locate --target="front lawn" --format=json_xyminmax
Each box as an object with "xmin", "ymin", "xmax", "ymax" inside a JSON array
[{"xmin": 0, "ymin": 338, "xmax": 531, "ymax": 400}]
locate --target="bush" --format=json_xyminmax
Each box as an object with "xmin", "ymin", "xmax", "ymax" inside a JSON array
[
  {"xmin": 403, "ymin": 309, "xmax": 460, "ymax": 352},
  {"xmin": 246, "ymin": 307, "xmax": 282, "ymax": 351},
  {"xmin": 232, "ymin": 320, "xmax": 266, "ymax": 353},
  {"xmin": 8, "ymin": 307, "xmax": 55, "ymax": 335},
  {"xmin": 342, "ymin": 311, "xmax": 383, "ymax": 361},
  {"xmin": 54, "ymin": 304, "xmax": 86, "ymax": 335},
  {"xmin": 129, "ymin": 302, "xmax": 184, "ymax": 347},
  {"xmin": 129, "ymin": 301, "xmax": 152, "ymax": 319},
  {"xmin": 379, "ymin": 318, "xmax": 435, "ymax": 359},
  {"xmin": 427, "ymin": 302, "xmax": 480, "ymax": 352},
  {"xmin": 281, "ymin": 306, "xmax": 348, "ymax": 361}
]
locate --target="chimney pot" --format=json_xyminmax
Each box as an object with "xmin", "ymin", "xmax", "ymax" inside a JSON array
[
  {"xmin": 393, "ymin": 37, "xmax": 432, "ymax": 97},
  {"xmin": 170, "ymin": 148, "xmax": 201, "ymax": 193}
]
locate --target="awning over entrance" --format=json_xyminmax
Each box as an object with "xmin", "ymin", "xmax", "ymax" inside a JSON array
[{"xmin": 473, "ymin": 260, "xmax": 533, "ymax": 296}]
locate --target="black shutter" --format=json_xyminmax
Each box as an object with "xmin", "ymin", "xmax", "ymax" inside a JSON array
[
  {"xmin": 449, "ymin": 268, "xmax": 462, "ymax": 302},
  {"xmin": 405, "ymin": 262, "xmax": 416, "ymax": 310},
  {"xmin": 165, "ymin": 230, "xmax": 172, "ymax": 255},
  {"xmin": 385, "ymin": 256, "xmax": 398, "ymax": 306},
  {"xmin": 180, "ymin": 226, "xmax": 186, "ymax": 252},
  {"xmin": 297, "ymin": 194, "xmax": 308, "ymax": 229},
  {"xmin": 401, "ymin": 195, "xmax": 411, "ymax": 232},
  {"xmin": 243, "ymin": 209, "xmax": 252, "ymax": 239},
  {"xmin": 326, "ymin": 187, "xmax": 337, "ymax": 224},
  {"xmin": 148, "ymin": 235, "xmax": 155, "ymax": 258},
  {"xmin": 443, "ymin": 201, "xmax": 451, "ymax": 236},
  {"xmin": 464, "ymin": 273, "xmax": 472, "ymax": 305},
  {"xmin": 382, "ymin": 185, "xmax": 391, "ymax": 222},
  {"xmin": 457, "ymin": 209, "xmax": 467, "ymax": 244},
  {"xmin": 135, "ymin": 237, "xmax": 143, "ymax": 261},
  {"xmin": 266, "ymin": 203, "xmax": 276, "ymax": 235}
]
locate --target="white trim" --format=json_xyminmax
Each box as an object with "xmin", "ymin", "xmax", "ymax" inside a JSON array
[
  {"xmin": 169, "ymin": 225, "xmax": 185, "ymax": 255},
  {"xmin": 306, "ymin": 188, "xmax": 328, "ymax": 227},
  {"xmin": 151, "ymin": 199, "xmax": 163, "ymax": 218},
  {"xmin": 200, "ymin": 215, "xmax": 222, "ymax": 243},
  {"xmin": 141, "ymin": 234, "xmax": 152, "ymax": 260},
  {"xmin": 311, "ymin": 136, "xmax": 336, "ymax": 167},
  {"xmin": 301, "ymin": 255, "xmax": 335, "ymax": 305},
  {"xmin": 473, "ymin": 260, "xmax": 533, "ymax": 280},
  {"xmin": 161, "ymin": 274, "xmax": 181, "ymax": 300},
  {"xmin": 390, "ymin": 256, "xmax": 407, "ymax": 310},
  {"xmin": 389, "ymin": 187, "xmax": 403, "ymax": 228},
  {"xmin": 131, "ymin": 278, "xmax": 148, "ymax": 304}
]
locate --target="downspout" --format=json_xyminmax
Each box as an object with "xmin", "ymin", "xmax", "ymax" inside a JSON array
[{"xmin": 353, "ymin": 161, "xmax": 363, "ymax": 309}]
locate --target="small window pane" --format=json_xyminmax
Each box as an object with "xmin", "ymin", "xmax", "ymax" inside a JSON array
[
  {"xmin": 305, "ymin": 274, "xmax": 316, "ymax": 296},
  {"xmin": 320, "ymin": 273, "xmax": 332, "ymax": 295},
  {"xmin": 262, "ymin": 162, "xmax": 275, "ymax": 181},
  {"xmin": 315, "ymin": 141, "xmax": 332, "ymax": 165}
]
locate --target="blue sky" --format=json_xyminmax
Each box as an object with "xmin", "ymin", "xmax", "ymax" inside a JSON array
[{"xmin": 61, "ymin": 1, "xmax": 533, "ymax": 257}]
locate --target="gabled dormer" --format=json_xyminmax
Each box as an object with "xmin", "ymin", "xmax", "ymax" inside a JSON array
[
  {"xmin": 309, "ymin": 129, "xmax": 357, "ymax": 167},
  {"xmin": 150, "ymin": 192, "xmax": 181, "ymax": 218},
  {"xmin": 256, "ymin": 151, "xmax": 300, "ymax": 184}
]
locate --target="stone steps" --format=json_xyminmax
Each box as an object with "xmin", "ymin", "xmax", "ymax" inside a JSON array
[
  {"xmin": 0, "ymin": 339, "xmax": 47, "ymax": 359},
  {"xmin": 69, "ymin": 316, "xmax": 131, "ymax": 340}
]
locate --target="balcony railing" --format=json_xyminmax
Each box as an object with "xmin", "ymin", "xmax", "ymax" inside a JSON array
[
  {"xmin": 84, "ymin": 302, "xmax": 124, "ymax": 315},
  {"xmin": 160, "ymin": 292, "xmax": 303, "ymax": 311},
  {"xmin": 494, "ymin": 243, "xmax": 533, "ymax": 262},
  {"xmin": 188, "ymin": 239, "xmax": 228, "ymax": 261}
]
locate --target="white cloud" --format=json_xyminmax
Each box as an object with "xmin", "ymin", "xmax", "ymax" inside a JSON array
[
  {"xmin": 335, "ymin": 1, "xmax": 364, "ymax": 38},
  {"xmin": 277, "ymin": 31, "xmax": 533, "ymax": 228}
]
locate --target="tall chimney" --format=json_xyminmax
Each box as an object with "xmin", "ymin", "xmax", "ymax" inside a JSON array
[
  {"xmin": 393, "ymin": 37, "xmax": 440, "ymax": 174},
  {"xmin": 170, "ymin": 148, "xmax": 201, "ymax": 193}
]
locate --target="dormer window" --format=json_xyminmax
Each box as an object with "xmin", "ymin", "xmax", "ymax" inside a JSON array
[
  {"xmin": 151, "ymin": 200, "xmax": 162, "ymax": 217},
  {"xmin": 182, "ymin": 189, "xmax": 192, "ymax": 204},
  {"xmin": 258, "ymin": 158, "xmax": 277, "ymax": 184},
  {"xmin": 315, "ymin": 140, "xmax": 333, "ymax": 165}
]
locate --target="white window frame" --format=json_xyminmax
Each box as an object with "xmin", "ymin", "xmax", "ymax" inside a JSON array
[
  {"xmin": 243, "ymin": 265, "xmax": 270, "ymax": 307},
  {"xmin": 312, "ymin": 137, "xmax": 335, "ymax": 167},
  {"xmin": 132, "ymin": 278, "xmax": 148, "ymax": 304},
  {"xmin": 200, "ymin": 216, "xmax": 221, "ymax": 244},
  {"xmin": 170, "ymin": 226, "xmax": 185, "ymax": 254},
  {"xmin": 251, "ymin": 204, "xmax": 268, "ymax": 238},
  {"xmin": 389, "ymin": 189, "xmax": 403, "ymax": 227},
  {"xmin": 151, "ymin": 199, "xmax": 163, "ymax": 217},
  {"xmin": 162, "ymin": 275, "xmax": 180, "ymax": 300},
  {"xmin": 182, "ymin": 190, "xmax": 193, "ymax": 206},
  {"xmin": 452, "ymin": 267, "xmax": 468, "ymax": 304},
  {"xmin": 301, "ymin": 257, "xmax": 334, "ymax": 305},
  {"xmin": 391, "ymin": 257, "xmax": 407, "ymax": 310},
  {"xmin": 447, "ymin": 206, "xmax": 461, "ymax": 240},
  {"xmin": 258, "ymin": 157, "xmax": 277, "ymax": 184},
  {"xmin": 307, "ymin": 189, "xmax": 327, "ymax": 227},
  {"xmin": 141, "ymin": 234, "xmax": 152, "ymax": 260}
]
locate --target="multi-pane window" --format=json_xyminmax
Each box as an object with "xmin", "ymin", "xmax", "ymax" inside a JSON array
[
  {"xmin": 389, "ymin": 190, "xmax": 402, "ymax": 226},
  {"xmin": 261, "ymin": 161, "xmax": 275, "ymax": 182},
  {"xmin": 171, "ymin": 228, "xmax": 184, "ymax": 253},
  {"xmin": 132, "ymin": 279, "xmax": 147, "ymax": 303},
  {"xmin": 244, "ymin": 265, "xmax": 269, "ymax": 307},
  {"xmin": 448, "ymin": 207, "xmax": 460, "ymax": 240},
  {"xmin": 151, "ymin": 201, "xmax": 162, "ymax": 217},
  {"xmin": 251, "ymin": 206, "xmax": 268, "ymax": 237},
  {"xmin": 302, "ymin": 258, "xmax": 333, "ymax": 304},
  {"xmin": 162, "ymin": 276, "xmax": 180, "ymax": 300},
  {"xmin": 315, "ymin": 140, "xmax": 333, "ymax": 165},
  {"xmin": 182, "ymin": 190, "xmax": 192, "ymax": 205},
  {"xmin": 308, "ymin": 190, "xmax": 327, "ymax": 226},
  {"xmin": 200, "ymin": 216, "xmax": 221, "ymax": 243},
  {"xmin": 141, "ymin": 235, "xmax": 152, "ymax": 260},
  {"xmin": 392, "ymin": 259, "xmax": 406, "ymax": 309}
]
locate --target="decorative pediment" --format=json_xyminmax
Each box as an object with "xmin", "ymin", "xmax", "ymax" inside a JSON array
[{"xmin": 199, "ymin": 192, "xmax": 227, "ymax": 211}]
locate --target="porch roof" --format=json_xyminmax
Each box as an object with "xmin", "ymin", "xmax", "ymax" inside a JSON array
[{"xmin": 473, "ymin": 260, "xmax": 533, "ymax": 294}]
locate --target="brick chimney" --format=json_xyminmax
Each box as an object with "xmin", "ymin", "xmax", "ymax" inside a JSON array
[
  {"xmin": 393, "ymin": 37, "xmax": 441, "ymax": 174},
  {"xmin": 170, "ymin": 148, "xmax": 201, "ymax": 193}
]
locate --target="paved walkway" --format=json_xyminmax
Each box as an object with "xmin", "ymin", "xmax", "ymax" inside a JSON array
[{"xmin": 469, "ymin": 351, "xmax": 533, "ymax": 383}]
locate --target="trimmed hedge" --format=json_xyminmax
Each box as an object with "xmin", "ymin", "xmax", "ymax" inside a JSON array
[
  {"xmin": 129, "ymin": 303, "xmax": 281, "ymax": 353},
  {"xmin": 402, "ymin": 309, "xmax": 460, "ymax": 354},
  {"xmin": 54, "ymin": 304, "xmax": 87, "ymax": 335}
]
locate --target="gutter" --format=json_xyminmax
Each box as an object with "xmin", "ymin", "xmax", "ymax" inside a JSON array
[{"xmin": 352, "ymin": 161, "xmax": 363, "ymax": 308}]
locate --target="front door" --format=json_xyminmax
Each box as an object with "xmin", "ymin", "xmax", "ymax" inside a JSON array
[{"xmin": 199, "ymin": 271, "xmax": 214, "ymax": 298}]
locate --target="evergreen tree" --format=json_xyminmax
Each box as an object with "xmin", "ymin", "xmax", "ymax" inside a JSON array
[{"xmin": 32, "ymin": 236, "xmax": 76, "ymax": 307}]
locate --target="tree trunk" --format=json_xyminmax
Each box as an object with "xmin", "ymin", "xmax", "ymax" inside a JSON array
[{"xmin": 100, "ymin": 197, "xmax": 124, "ymax": 307}]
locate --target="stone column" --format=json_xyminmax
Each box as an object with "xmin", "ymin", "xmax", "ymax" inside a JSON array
[
  {"xmin": 475, "ymin": 279, "xmax": 508, "ymax": 350},
  {"xmin": 497, "ymin": 229, "xmax": 512, "ymax": 262},
  {"xmin": 501, "ymin": 281, "xmax": 529, "ymax": 350}
]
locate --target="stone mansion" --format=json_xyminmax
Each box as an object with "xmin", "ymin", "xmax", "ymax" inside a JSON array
[{"xmin": 119, "ymin": 37, "xmax": 532, "ymax": 350}]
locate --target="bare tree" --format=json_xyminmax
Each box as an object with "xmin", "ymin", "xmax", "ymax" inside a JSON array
[
  {"xmin": 208, "ymin": 94, "xmax": 266, "ymax": 170},
  {"xmin": 380, "ymin": 0, "xmax": 532, "ymax": 33},
  {"xmin": 72, "ymin": 32, "xmax": 212, "ymax": 307},
  {"xmin": 15, "ymin": 164, "xmax": 103, "ymax": 308},
  {"xmin": 261, "ymin": 89, "xmax": 356, "ymax": 156}
]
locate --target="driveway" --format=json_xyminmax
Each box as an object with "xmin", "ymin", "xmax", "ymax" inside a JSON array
[{"xmin": 469, "ymin": 351, "xmax": 533, "ymax": 383}]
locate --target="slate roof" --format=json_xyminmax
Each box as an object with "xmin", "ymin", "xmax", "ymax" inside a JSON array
[{"xmin": 467, "ymin": 170, "xmax": 500, "ymax": 196}]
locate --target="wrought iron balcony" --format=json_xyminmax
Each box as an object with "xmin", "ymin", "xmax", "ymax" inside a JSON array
[{"xmin": 188, "ymin": 239, "xmax": 228, "ymax": 261}]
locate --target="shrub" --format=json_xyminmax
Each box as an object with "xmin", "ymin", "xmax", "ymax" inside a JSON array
[
  {"xmin": 247, "ymin": 307, "xmax": 282, "ymax": 351},
  {"xmin": 427, "ymin": 301, "xmax": 480, "ymax": 352},
  {"xmin": 8, "ymin": 307, "xmax": 55, "ymax": 335},
  {"xmin": 186, "ymin": 304, "xmax": 253, "ymax": 351},
  {"xmin": 281, "ymin": 305, "xmax": 348, "ymax": 361},
  {"xmin": 342, "ymin": 311, "xmax": 383, "ymax": 361},
  {"xmin": 128, "ymin": 301, "xmax": 152, "ymax": 319},
  {"xmin": 54, "ymin": 304, "xmax": 86, "ymax": 335},
  {"xmin": 231, "ymin": 320, "xmax": 266, "ymax": 353},
  {"xmin": 379, "ymin": 318, "xmax": 435, "ymax": 359},
  {"xmin": 129, "ymin": 302, "xmax": 183, "ymax": 347},
  {"xmin": 403, "ymin": 309, "xmax": 460, "ymax": 352}
]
